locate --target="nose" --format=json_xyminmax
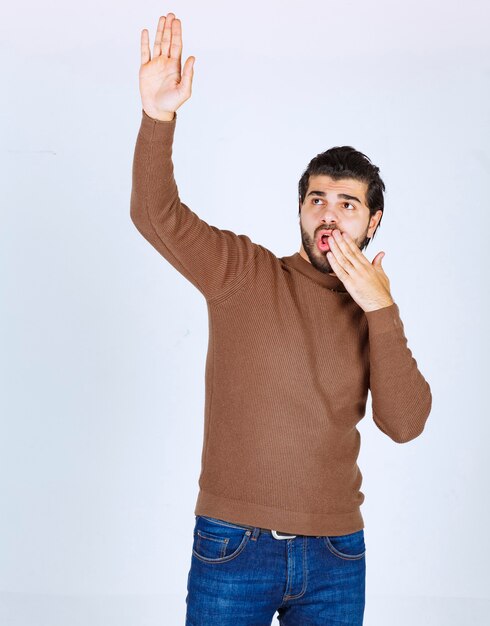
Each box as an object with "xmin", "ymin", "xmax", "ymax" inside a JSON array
[{"xmin": 319, "ymin": 204, "xmax": 341, "ymax": 225}]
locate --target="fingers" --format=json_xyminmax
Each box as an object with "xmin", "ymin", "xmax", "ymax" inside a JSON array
[
  {"xmin": 160, "ymin": 14, "xmax": 182, "ymax": 61},
  {"xmin": 141, "ymin": 28, "xmax": 150, "ymax": 65},
  {"xmin": 141, "ymin": 13, "xmax": 181, "ymax": 66},
  {"xmin": 326, "ymin": 250, "xmax": 348, "ymax": 280},
  {"xmin": 170, "ymin": 18, "xmax": 183, "ymax": 60},
  {"xmin": 328, "ymin": 231, "xmax": 366, "ymax": 271},
  {"xmin": 327, "ymin": 240, "xmax": 354, "ymax": 277},
  {"xmin": 341, "ymin": 231, "xmax": 368, "ymax": 260},
  {"xmin": 153, "ymin": 15, "xmax": 166, "ymax": 58},
  {"xmin": 160, "ymin": 12, "xmax": 175, "ymax": 57}
]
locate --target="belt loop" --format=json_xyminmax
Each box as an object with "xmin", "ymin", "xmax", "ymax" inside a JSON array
[{"xmin": 251, "ymin": 526, "xmax": 261, "ymax": 541}]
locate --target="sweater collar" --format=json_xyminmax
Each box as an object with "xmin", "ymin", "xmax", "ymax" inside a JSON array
[{"xmin": 282, "ymin": 252, "xmax": 348, "ymax": 293}]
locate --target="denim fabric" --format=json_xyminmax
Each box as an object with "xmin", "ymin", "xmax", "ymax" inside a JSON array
[{"xmin": 185, "ymin": 514, "xmax": 366, "ymax": 625}]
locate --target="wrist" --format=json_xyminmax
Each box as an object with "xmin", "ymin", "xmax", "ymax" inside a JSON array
[
  {"xmin": 143, "ymin": 108, "xmax": 175, "ymax": 122},
  {"xmin": 364, "ymin": 298, "xmax": 394, "ymax": 313}
]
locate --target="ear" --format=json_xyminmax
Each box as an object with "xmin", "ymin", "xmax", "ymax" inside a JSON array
[{"xmin": 367, "ymin": 209, "xmax": 383, "ymax": 238}]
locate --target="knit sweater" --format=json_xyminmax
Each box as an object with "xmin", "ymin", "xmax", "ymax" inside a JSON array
[{"xmin": 130, "ymin": 109, "xmax": 432, "ymax": 536}]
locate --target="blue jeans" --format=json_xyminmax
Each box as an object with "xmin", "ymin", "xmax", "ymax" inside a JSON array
[{"xmin": 185, "ymin": 514, "xmax": 366, "ymax": 625}]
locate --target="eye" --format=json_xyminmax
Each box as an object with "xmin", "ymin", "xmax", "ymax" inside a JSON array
[{"xmin": 311, "ymin": 198, "xmax": 356, "ymax": 209}]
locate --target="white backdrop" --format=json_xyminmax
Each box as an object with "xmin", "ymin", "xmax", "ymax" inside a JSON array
[{"xmin": 1, "ymin": 0, "xmax": 489, "ymax": 624}]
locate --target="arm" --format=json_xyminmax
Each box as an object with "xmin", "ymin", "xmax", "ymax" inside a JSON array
[
  {"xmin": 130, "ymin": 108, "xmax": 258, "ymax": 300},
  {"xmin": 322, "ymin": 231, "xmax": 432, "ymax": 442},
  {"xmin": 130, "ymin": 12, "xmax": 259, "ymax": 301},
  {"xmin": 365, "ymin": 303, "xmax": 432, "ymax": 443}
]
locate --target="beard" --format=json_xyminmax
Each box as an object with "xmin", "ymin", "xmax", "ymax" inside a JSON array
[{"xmin": 300, "ymin": 222, "xmax": 371, "ymax": 275}]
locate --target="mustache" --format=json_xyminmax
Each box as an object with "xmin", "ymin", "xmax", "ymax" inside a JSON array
[{"xmin": 314, "ymin": 226, "xmax": 339, "ymax": 237}]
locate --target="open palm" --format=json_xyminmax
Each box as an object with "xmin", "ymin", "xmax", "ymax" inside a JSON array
[{"xmin": 139, "ymin": 13, "xmax": 195, "ymax": 120}]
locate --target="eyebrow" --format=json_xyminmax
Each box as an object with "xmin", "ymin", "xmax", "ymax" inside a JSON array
[{"xmin": 306, "ymin": 190, "xmax": 363, "ymax": 204}]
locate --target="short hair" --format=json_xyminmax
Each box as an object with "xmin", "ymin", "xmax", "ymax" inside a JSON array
[{"xmin": 298, "ymin": 146, "xmax": 386, "ymax": 248}]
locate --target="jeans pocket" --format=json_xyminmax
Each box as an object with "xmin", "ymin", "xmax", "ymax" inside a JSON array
[
  {"xmin": 192, "ymin": 515, "xmax": 253, "ymax": 564},
  {"xmin": 323, "ymin": 529, "xmax": 366, "ymax": 561}
]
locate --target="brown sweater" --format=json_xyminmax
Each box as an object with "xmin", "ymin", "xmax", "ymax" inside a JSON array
[{"xmin": 130, "ymin": 109, "xmax": 432, "ymax": 536}]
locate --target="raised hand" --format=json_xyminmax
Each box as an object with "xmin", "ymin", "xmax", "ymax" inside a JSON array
[{"xmin": 139, "ymin": 12, "xmax": 195, "ymax": 121}]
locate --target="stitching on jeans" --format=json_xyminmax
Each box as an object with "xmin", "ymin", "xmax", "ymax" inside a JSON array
[
  {"xmin": 192, "ymin": 531, "xmax": 251, "ymax": 564},
  {"xmin": 196, "ymin": 530, "xmax": 229, "ymax": 559},
  {"xmin": 323, "ymin": 534, "xmax": 366, "ymax": 560},
  {"xmin": 282, "ymin": 537, "xmax": 308, "ymax": 601}
]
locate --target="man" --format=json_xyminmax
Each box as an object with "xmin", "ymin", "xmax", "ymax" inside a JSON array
[{"xmin": 130, "ymin": 12, "xmax": 432, "ymax": 626}]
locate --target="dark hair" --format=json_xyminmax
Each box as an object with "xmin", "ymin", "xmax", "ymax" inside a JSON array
[{"xmin": 298, "ymin": 146, "xmax": 386, "ymax": 248}]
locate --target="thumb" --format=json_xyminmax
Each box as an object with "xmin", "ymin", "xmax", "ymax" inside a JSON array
[
  {"xmin": 180, "ymin": 56, "xmax": 195, "ymax": 95},
  {"xmin": 372, "ymin": 251, "xmax": 385, "ymax": 268}
]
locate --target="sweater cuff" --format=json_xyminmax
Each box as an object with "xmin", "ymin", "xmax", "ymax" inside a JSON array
[
  {"xmin": 364, "ymin": 302, "xmax": 404, "ymax": 337},
  {"xmin": 139, "ymin": 108, "xmax": 177, "ymax": 142}
]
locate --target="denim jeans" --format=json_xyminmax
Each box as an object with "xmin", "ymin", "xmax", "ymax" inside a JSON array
[{"xmin": 185, "ymin": 514, "xmax": 366, "ymax": 625}]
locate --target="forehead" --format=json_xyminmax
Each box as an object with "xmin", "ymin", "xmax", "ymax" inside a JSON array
[{"xmin": 306, "ymin": 175, "xmax": 368, "ymax": 204}]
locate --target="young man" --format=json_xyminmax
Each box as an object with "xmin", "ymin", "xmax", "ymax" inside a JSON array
[{"xmin": 130, "ymin": 12, "xmax": 432, "ymax": 626}]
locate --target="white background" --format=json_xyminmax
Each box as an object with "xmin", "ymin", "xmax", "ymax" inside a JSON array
[{"xmin": 1, "ymin": 0, "xmax": 489, "ymax": 624}]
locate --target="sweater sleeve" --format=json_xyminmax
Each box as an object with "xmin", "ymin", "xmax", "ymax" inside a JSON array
[
  {"xmin": 365, "ymin": 302, "xmax": 432, "ymax": 443},
  {"xmin": 130, "ymin": 109, "xmax": 260, "ymax": 301}
]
